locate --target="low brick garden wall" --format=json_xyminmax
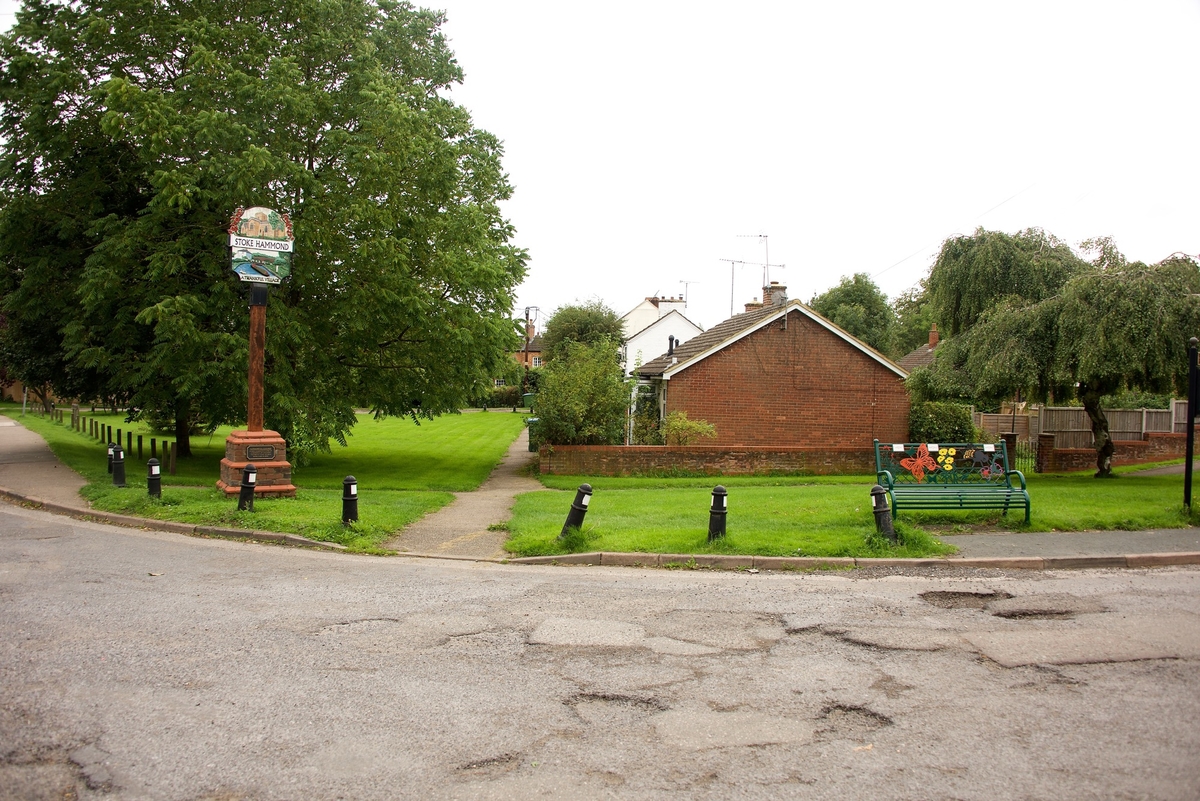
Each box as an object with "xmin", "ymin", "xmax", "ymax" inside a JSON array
[
  {"xmin": 539, "ymin": 445, "xmax": 872, "ymax": 476},
  {"xmin": 1036, "ymin": 431, "xmax": 1193, "ymax": 473}
]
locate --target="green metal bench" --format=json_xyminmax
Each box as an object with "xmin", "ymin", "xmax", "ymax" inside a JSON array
[{"xmin": 873, "ymin": 439, "xmax": 1030, "ymax": 523}]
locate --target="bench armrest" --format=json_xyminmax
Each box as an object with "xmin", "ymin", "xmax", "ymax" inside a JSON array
[
  {"xmin": 1007, "ymin": 469, "xmax": 1027, "ymax": 490},
  {"xmin": 876, "ymin": 470, "xmax": 895, "ymax": 489}
]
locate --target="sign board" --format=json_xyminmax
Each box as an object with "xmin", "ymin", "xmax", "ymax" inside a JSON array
[{"xmin": 228, "ymin": 206, "xmax": 294, "ymax": 284}]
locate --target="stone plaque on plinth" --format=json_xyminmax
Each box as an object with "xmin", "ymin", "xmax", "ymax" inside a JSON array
[{"xmin": 217, "ymin": 429, "xmax": 297, "ymax": 497}]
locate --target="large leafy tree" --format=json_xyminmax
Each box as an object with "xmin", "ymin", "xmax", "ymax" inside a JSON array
[
  {"xmin": 808, "ymin": 272, "xmax": 894, "ymax": 353},
  {"xmin": 914, "ymin": 230, "xmax": 1200, "ymax": 477},
  {"xmin": 540, "ymin": 300, "xmax": 624, "ymax": 363},
  {"xmin": 0, "ymin": 0, "xmax": 525, "ymax": 457}
]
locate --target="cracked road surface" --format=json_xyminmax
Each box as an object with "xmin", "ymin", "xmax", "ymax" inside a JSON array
[{"xmin": 2, "ymin": 505, "xmax": 1199, "ymax": 800}]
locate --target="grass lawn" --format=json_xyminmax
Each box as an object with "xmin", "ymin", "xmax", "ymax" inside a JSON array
[
  {"xmin": 8, "ymin": 404, "xmax": 525, "ymax": 552},
  {"xmin": 13, "ymin": 403, "xmax": 525, "ymax": 491},
  {"xmin": 507, "ymin": 468, "xmax": 1199, "ymax": 558}
]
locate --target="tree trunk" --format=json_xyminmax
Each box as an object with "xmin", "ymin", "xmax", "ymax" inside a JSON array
[
  {"xmin": 34, "ymin": 384, "xmax": 53, "ymax": 413},
  {"xmin": 1080, "ymin": 385, "xmax": 1115, "ymax": 478},
  {"xmin": 174, "ymin": 398, "xmax": 193, "ymax": 458}
]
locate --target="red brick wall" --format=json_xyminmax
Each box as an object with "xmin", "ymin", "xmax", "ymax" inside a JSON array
[
  {"xmin": 664, "ymin": 311, "xmax": 909, "ymax": 448},
  {"xmin": 1036, "ymin": 431, "xmax": 1195, "ymax": 473},
  {"xmin": 541, "ymin": 445, "xmax": 872, "ymax": 476}
]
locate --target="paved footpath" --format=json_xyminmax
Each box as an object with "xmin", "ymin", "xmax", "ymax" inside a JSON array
[
  {"xmin": 0, "ymin": 414, "xmax": 87, "ymax": 507},
  {"xmin": 382, "ymin": 426, "xmax": 546, "ymax": 559}
]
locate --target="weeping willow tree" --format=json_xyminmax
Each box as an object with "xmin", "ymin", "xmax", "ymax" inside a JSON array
[{"xmin": 914, "ymin": 230, "xmax": 1200, "ymax": 477}]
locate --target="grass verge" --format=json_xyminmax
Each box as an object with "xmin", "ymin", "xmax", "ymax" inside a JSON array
[
  {"xmin": 509, "ymin": 468, "xmax": 1199, "ymax": 558},
  {"xmin": 506, "ymin": 484, "xmax": 954, "ymax": 558}
]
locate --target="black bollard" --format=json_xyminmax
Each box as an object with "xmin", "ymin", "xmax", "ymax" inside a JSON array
[
  {"xmin": 342, "ymin": 475, "xmax": 358, "ymax": 525},
  {"xmin": 107, "ymin": 441, "xmax": 115, "ymax": 474},
  {"xmin": 871, "ymin": 485, "xmax": 896, "ymax": 543},
  {"xmin": 238, "ymin": 463, "xmax": 257, "ymax": 512},
  {"xmin": 111, "ymin": 443, "xmax": 126, "ymax": 488},
  {"xmin": 147, "ymin": 458, "xmax": 161, "ymax": 499},
  {"xmin": 559, "ymin": 483, "xmax": 593, "ymax": 537},
  {"xmin": 708, "ymin": 485, "xmax": 728, "ymax": 542}
]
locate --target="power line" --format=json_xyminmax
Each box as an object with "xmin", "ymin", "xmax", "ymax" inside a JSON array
[{"xmin": 872, "ymin": 182, "xmax": 1038, "ymax": 281}]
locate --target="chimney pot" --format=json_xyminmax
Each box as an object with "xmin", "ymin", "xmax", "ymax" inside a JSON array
[{"xmin": 668, "ymin": 335, "xmax": 675, "ymax": 355}]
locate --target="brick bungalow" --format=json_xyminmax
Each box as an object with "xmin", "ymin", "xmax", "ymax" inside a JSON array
[
  {"xmin": 635, "ymin": 282, "xmax": 909, "ymax": 448},
  {"xmin": 538, "ymin": 283, "xmax": 911, "ymax": 476}
]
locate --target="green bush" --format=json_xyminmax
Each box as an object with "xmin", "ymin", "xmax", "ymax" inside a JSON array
[
  {"xmin": 490, "ymin": 385, "xmax": 522, "ymax": 408},
  {"xmin": 661, "ymin": 411, "xmax": 717, "ymax": 445},
  {"xmin": 534, "ymin": 338, "xmax": 630, "ymax": 446},
  {"xmin": 909, "ymin": 401, "xmax": 974, "ymax": 443}
]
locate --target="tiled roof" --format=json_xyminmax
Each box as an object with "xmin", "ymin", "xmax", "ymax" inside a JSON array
[
  {"xmin": 636, "ymin": 299, "xmax": 906, "ymax": 379},
  {"xmin": 637, "ymin": 304, "xmax": 781, "ymax": 377},
  {"xmin": 897, "ymin": 344, "xmax": 936, "ymax": 372}
]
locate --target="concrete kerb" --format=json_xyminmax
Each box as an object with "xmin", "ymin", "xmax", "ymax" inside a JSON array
[
  {"xmin": 505, "ymin": 551, "xmax": 1200, "ymax": 571},
  {"xmin": 3, "ymin": 483, "xmax": 1200, "ymax": 570}
]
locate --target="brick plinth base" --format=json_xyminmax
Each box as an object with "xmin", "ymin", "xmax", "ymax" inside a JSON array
[{"xmin": 216, "ymin": 429, "xmax": 296, "ymax": 497}]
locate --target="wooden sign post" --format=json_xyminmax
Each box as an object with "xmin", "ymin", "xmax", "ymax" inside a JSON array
[{"xmin": 216, "ymin": 207, "xmax": 297, "ymax": 498}]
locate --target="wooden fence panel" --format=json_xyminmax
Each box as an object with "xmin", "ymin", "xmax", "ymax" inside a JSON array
[{"xmin": 1041, "ymin": 405, "xmax": 1180, "ymax": 448}]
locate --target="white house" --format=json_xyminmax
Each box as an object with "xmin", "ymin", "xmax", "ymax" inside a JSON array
[{"xmin": 619, "ymin": 296, "xmax": 703, "ymax": 376}]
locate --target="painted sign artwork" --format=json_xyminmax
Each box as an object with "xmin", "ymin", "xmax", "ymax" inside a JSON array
[
  {"xmin": 228, "ymin": 206, "xmax": 294, "ymax": 284},
  {"xmin": 887, "ymin": 442, "xmax": 1005, "ymax": 484}
]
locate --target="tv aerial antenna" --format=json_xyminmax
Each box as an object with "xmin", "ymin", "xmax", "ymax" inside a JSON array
[
  {"xmin": 678, "ymin": 280, "xmax": 700, "ymax": 305},
  {"xmin": 737, "ymin": 233, "xmax": 775, "ymax": 285},
  {"xmin": 718, "ymin": 259, "xmax": 786, "ymax": 317}
]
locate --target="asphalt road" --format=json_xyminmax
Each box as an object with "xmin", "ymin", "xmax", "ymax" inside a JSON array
[{"xmin": 3, "ymin": 505, "xmax": 1200, "ymax": 801}]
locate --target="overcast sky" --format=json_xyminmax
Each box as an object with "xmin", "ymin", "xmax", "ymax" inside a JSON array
[{"xmin": 3, "ymin": 1, "xmax": 1198, "ymax": 332}]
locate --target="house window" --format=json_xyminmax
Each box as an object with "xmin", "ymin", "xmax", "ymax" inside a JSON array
[
  {"xmin": 494, "ymin": 379, "xmax": 506, "ymax": 387},
  {"xmin": 532, "ymin": 357, "xmax": 542, "ymax": 367}
]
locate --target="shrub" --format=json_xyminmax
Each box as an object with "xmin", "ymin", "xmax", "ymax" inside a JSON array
[
  {"xmin": 490, "ymin": 384, "xmax": 522, "ymax": 408},
  {"xmin": 909, "ymin": 401, "xmax": 974, "ymax": 443},
  {"xmin": 534, "ymin": 338, "xmax": 629, "ymax": 446},
  {"xmin": 661, "ymin": 411, "xmax": 717, "ymax": 445}
]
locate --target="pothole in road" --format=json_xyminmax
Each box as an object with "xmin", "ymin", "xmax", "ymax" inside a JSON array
[
  {"xmin": 816, "ymin": 704, "xmax": 893, "ymax": 739},
  {"xmin": 921, "ymin": 590, "xmax": 1013, "ymax": 609},
  {"xmin": 566, "ymin": 692, "xmax": 669, "ymax": 729},
  {"xmin": 566, "ymin": 692, "xmax": 668, "ymax": 712},
  {"xmin": 456, "ymin": 752, "xmax": 520, "ymax": 779},
  {"xmin": 987, "ymin": 594, "xmax": 1106, "ymax": 620},
  {"xmin": 318, "ymin": 618, "xmax": 403, "ymax": 635}
]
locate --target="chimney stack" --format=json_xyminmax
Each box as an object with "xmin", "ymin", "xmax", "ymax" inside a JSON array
[
  {"xmin": 526, "ymin": 322, "xmax": 536, "ymax": 340},
  {"xmin": 744, "ymin": 297, "xmax": 764, "ymax": 313},
  {"xmin": 928, "ymin": 323, "xmax": 939, "ymax": 349},
  {"xmin": 763, "ymin": 282, "xmax": 788, "ymax": 306}
]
